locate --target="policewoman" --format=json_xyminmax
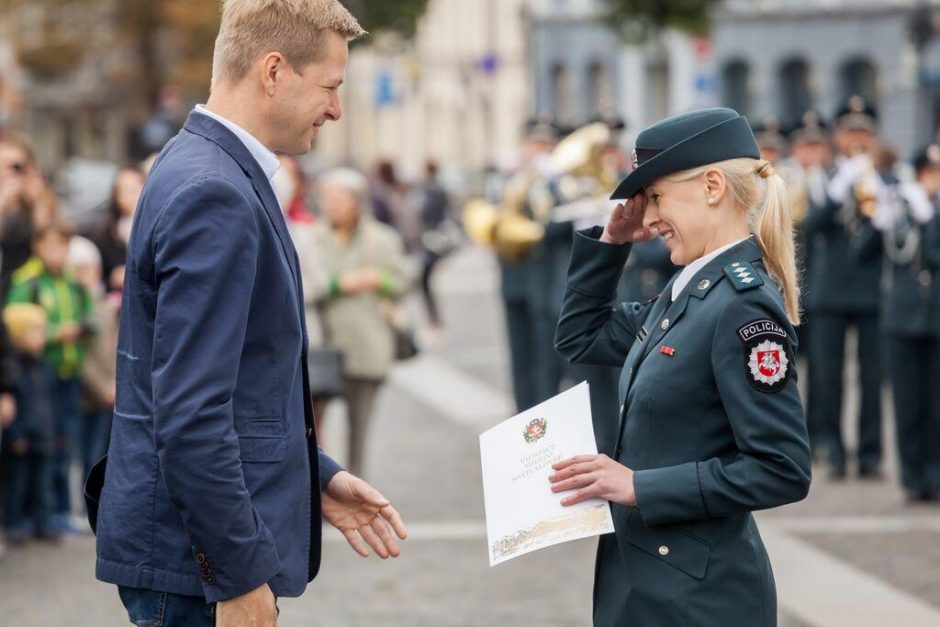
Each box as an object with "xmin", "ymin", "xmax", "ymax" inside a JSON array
[
  {"xmin": 875, "ymin": 144, "xmax": 940, "ymax": 503},
  {"xmin": 549, "ymin": 108, "xmax": 812, "ymax": 626}
]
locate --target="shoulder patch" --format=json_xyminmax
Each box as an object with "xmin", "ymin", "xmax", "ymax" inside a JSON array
[
  {"xmin": 723, "ymin": 261, "xmax": 764, "ymax": 291},
  {"xmin": 737, "ymin": 319, "xmax": 792, "ymax": 394}
]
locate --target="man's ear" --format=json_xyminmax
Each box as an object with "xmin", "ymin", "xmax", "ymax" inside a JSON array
[
  {"xmin": 703, "ymin": 168, "xmax": 727, "ymax": 206},
  {"xmin": 260, "ymin": 52, "xmax": 286, "ymax": 97}
]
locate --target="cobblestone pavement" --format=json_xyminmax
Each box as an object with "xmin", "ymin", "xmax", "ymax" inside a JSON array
[{"xmin": 1, "ymin": 246, "xmax": 937, "ymax": 626}]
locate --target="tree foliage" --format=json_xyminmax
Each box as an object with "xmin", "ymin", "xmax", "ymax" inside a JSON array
[
  {"xmin": 601, "ymin": 0, "xmax": 721, "ymax": 41},
  {"xmin": 342, "ymin": 0, "xmax": 431, "ymax": 40}
]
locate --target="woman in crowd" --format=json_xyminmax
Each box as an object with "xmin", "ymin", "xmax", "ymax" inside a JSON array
[
  {"xmin": 90, "ymin": 166, "xmax": 144, "ymax": 293},
  {"xmin": 551, "ymin": 108, "xmax": 811, "ymax": 626},
  {"xmin": 312, "ymin": 168, "xmax": 410, "ymax": 476},
  {"xmin": 0, "ymin": 133, "xmax": 57, "ymax": 299}
]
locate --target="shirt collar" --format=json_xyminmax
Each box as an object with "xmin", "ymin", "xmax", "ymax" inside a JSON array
[
  {"xmin": 193, "ymin": 105, "xmax": 280, "ymax": 180},
  {"xmin": 671, "ymin": 237, "xmax": 749, "ymax": 301}
]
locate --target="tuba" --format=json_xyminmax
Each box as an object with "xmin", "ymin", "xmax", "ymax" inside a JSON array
[{"xmin": 462, "ymin": 174, "xmax": 545, "ymax": 263}]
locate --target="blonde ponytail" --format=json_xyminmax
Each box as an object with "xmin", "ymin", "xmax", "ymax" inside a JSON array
[
  {"xmin": 666, "ymin": 158, "xmax": 802, "ymax": 325},
  {"xmin": 752, "ymin": 159, "xmax": 801, "ymax": 325}
]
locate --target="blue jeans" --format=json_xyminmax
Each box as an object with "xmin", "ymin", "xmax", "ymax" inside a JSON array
[
  {"xmin": 118, "ymin": 587, "xmax": 279, "ymax": 626},
  {"xmin": 118, "ymin": 587, "xmax": 216, "ymax": 627}
]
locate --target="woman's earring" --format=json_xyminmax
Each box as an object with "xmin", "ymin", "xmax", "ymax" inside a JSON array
[{"xmin": 707, "ymin": 197, "xmax": 716, "ymax": 206}]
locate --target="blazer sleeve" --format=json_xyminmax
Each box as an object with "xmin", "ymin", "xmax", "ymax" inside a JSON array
[
  {"xmin": 632, "ymin": 295, "xmax": 812, "ymax": 526},
  {"xmin": 555, "ymin": 227, "xmax": 653, "ymax": 368},
  {"xmin": 150, "ymin": 177, "xmax": 281, "ymax": 602}
]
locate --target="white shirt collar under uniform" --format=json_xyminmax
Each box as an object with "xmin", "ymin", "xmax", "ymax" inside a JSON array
[
  {"xmin": 670, "ymin": 237, "xmax": 749, "ymax": 302},
  {"xmin": 193, "ymin": 105, "xmax": 280, "ymax": 181}
]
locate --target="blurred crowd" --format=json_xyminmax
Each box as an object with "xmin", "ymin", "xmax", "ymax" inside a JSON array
[{"xmin": 0, "ymin": 126, "xmax": 460, "ymax": 559}]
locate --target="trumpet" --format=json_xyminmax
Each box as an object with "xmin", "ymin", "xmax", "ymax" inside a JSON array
[{"xmin": 849, "ymin": 144, "xmax": 880, "ymax": 220}]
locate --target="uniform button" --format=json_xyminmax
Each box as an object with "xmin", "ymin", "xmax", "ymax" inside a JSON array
[
  {"xmin": 697, "ymin": 279, "xmax": 710, "ymax": 291},
  {"xmin": 661, "ymin": 318, "xmax": 670, "ymax": 330},
  {"xmin": 658, "ymin": 545, "xmax": 670, "ymax": 556},
  {"xmin": 206, "ymin": 575, "xmax": 216, "ymax": 584},
  {"xmin": 195, "ymin": 553, "xmax": 206, "ymax": 564}
]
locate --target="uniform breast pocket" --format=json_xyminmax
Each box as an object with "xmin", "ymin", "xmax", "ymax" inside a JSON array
[{"xmin": 235, "ymin": 417, "xmax": 287, "ymax": 463}]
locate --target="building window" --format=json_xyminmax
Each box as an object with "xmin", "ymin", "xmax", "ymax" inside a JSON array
[
  {"xmin": 779, "ymin": 58, "xmax": 812, "ymax": 125},
  {"xmin": 721, "ymin": 60, "xmax": 751, "ymax": 118},
  {"xmin": 587, "ymin": 61, "xmax": 613, "ymax": 117},
  {"xmin": 840, "ymin": 58, "xmax": 878, "ymax": 103},
  {"xmin": 551, "ymin": 62, "xmax": 574, "ymax": 123}
]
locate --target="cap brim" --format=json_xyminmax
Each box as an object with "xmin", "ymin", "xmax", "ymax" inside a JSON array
[{"xmin": 610, "ymin": 115, "xmax": 760, "ymax": 200}]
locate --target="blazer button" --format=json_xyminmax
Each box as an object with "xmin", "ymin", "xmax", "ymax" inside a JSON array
[
  {"xmin": 658, "ymin": 545, "xmax": 670, "ymax": 556},
  {"xmin": 195, "ymin": 553, "xmax": 207, "ymax": 565},
  {"xmin": 206, "ymin": 575, "xmax": 216, "ymax": 584}
]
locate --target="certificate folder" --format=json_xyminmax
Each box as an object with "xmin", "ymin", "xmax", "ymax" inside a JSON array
[{"xmin": 479, "ymin": 382, "xmax": 615, "ymax": 566}]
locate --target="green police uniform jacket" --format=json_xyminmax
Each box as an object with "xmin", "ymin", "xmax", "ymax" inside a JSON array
[{"xmin": 555, "ymin": 228, "xmax": 812, "ymax": 627}]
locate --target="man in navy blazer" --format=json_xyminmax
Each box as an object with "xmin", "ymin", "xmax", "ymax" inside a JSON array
[{"xmin": 85, "ymin": 2, "xmax": 406, "ymax": 624}]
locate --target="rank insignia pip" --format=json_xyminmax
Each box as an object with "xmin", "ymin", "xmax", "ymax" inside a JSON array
[
  {"xmin": 737, "ymin": 319, "xmax": 792, "ymax": 393},
  {"xmin": 723, "ymin": 261, "xmax": 764, "ymax": 291}
]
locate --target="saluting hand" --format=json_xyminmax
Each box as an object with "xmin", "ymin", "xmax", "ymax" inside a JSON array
[
  {"xmin": 549, "ymin": 454, "xmax": 637, "ymax": 507},
  {"xmin": 601, "ymin": 193, "xmax": 655, "ymax": 245},
  {"xmin": 322, "ymin": 471, "xmax": 407, "ymax": 559}
]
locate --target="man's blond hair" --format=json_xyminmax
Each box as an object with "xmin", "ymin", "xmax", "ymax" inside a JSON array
[{"xmin": 211, "ymin": 0, "xmax": 365, "ymax": 89}]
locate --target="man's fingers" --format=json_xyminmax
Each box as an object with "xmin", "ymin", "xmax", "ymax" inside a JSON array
[
  {"xmin": 358, "ymin": 522, "xmax": 389, "ymax": 559},
  {"xmin": 370, "ymin": 516, "xmax": 401, "ymax": 558},
  {"xmin": 380, "ymin": 504, "xmax": 408, "ymax": 540},
  {"xmin": 352, "ymin": 477, "xmax": 392, "ymax": 509},
  {"xmin": 342, "ymin": 529, "xmax": 370, "ymax": 558}
]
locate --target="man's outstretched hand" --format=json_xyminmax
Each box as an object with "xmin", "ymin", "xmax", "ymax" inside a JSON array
[{"xmin": 322, "ymin": 471, "xmax": 407, "ymax": 559}]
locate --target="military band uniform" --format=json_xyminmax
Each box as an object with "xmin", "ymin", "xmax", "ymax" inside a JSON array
[
  {"xmin": 803, "ymin": 158, "xmax": 887, "ymax": 476},
  {"xmin": 877, "ymin": 173, "xmax": 940, "ymax": 500},
  {"xmin": 556, "ymin": 230, "xmax": 811, "ymax": 626}
]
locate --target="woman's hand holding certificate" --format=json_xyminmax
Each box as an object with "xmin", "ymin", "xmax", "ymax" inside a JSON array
[{"xmin": 549, "ymin": 455, "xmax": 637, "ymax": 507}]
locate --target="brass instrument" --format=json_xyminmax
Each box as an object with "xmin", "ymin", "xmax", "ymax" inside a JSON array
[
  {"xmin": 546, "ymin": 122, "xmax": 618, "ymax": 224},
  {"xmin": 849, "ymin": 144, "xmax": 881, "ymax": 220},
  {"xmin": 854, "ymin": 174, "xmax": 879, "ymax": 219},
  {"xmin": 463, "ymin": 121, "xmax": 616, "ymax": 262}
]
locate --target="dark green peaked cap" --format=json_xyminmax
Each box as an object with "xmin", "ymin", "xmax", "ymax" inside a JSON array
[{"xmin": 611, "ymin": 108, "xmax": 760, "ymax": 200}]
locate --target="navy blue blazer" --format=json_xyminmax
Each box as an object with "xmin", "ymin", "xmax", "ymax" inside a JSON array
[{"xmin": 90, "ymin": 112, "xmax": 342, "ymax": 602}]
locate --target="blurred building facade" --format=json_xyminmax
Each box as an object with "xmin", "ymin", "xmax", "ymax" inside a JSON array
[
  {"xmin": 316, "ymin": 0, "xmax": 530, "ymax": 178},
  {"xmin": 525, "ymin": 0, "xmax": 715, "ymax": 146},
  {"xmin": 0, "ymin": 1, "xmax": 139, "ymax": 170},
  {"xmin": 713, "ymin": 0, "xmax": 940, "ymax": 153}
]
